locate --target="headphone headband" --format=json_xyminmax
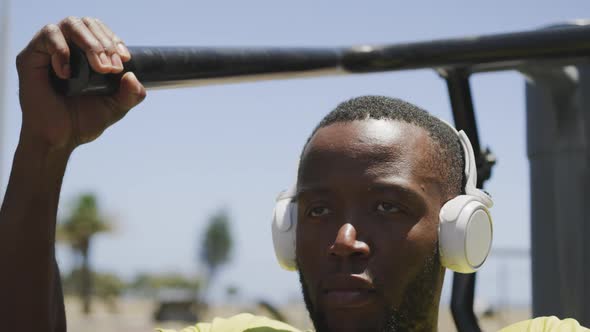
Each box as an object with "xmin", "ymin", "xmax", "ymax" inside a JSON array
[{"xmin": 440, "ymin": 121, "xmax": 493, "ymax": 208}]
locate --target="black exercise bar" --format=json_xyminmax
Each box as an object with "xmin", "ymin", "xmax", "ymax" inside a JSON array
[
  {"xmin": 50, "ymin": 46, "xmax": 344, "ymax": 95},
  {"xmin": 51, "ymin": 24, "xmax": 590, "ymax": 96},
  {"xmin": 342, "ymin": 24, "xmax": 590, "ymax": 73},
  {"xmin": 444, "ymin": 68, "xmax": 488, "ymax": 332}
]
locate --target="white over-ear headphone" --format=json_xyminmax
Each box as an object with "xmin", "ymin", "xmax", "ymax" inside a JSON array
[{"xmin": 271, "ymin": 122, "xmax": 493, "ymax": 274}]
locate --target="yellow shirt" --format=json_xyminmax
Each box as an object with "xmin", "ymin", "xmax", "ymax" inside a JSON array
[
  {"xmin": 500, "ymin": 316, "xmax": 589, "ymax": 332},
  {"xmin": 158, "ymin": 313, "xmax": 588, "ymax": 332},
  {"xmin": 156, "ymin": 313, "xmax": 303, "ymax": 332}
]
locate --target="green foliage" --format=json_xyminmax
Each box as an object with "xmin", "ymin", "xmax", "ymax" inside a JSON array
[
  {"xmin": 62, "ymin": 269, "xmax": 125, "ymax": 299},
  {"xmin": 200, "ymin": 209, "xmax": 233, "ymax": 279},
  {"xmin": 130, "ymin": 273, "xmax": 201, "ymax": 295},
  {"xmin": 57, "ymin": 193, "xmax": 111, "ymax": 251},
  {"xmin": 57, "ymin": 193, "xmax": 112, "ymax": 314},
  {"xmin": 226, "ymin": 285, "xmax": 239, "ymax": 297},
  {"xmin": 94, "ymin": 272, "xmax": 126, "ymax": 299}
]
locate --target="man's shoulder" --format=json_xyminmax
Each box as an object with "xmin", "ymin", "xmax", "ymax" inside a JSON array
[
  {"xmin": 500, "ymin": 316, "xmax": 589, "ymax": 332},
  {"xmin": 157, "ymin": 313, "xmax": 304, "ymax": 332}
]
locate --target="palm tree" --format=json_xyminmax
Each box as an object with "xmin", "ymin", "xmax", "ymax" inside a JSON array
[
  {"xmin": 200, "ymin": 209, "xmax": 233, "ymax": 289},
  {"xmin": 57, "ymin": 193, "xmax": 111, "ymax": 315}
]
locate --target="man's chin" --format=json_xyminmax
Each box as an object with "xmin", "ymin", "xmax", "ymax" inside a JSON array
[
  {"xmin": 298, "ymin": 274, "xmax": 396, "ymax": 332},
  {"xmin": 316, "ymin": 308, "xmax": 393, "ymax": 332}
]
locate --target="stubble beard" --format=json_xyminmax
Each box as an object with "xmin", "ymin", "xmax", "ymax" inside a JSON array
[{"xmin": 297, "ymin": 250, "xmax": 442, "ymax": 332}]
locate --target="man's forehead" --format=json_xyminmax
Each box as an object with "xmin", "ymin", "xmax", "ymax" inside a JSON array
[
  {"xmin": 309, "ymin": 119, "xmax": 413, "ymax": 148},
  {"xmin": 298, "ymin": 119, "xmax": 443, "ymax": 193},
  {"xmin": 302, "ymin": 119, "xmax": 431, "ymax": 162}
]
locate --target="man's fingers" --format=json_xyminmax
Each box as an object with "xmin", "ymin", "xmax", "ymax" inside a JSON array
[
  {"xmin": 18, "ymin": 17, "xmax": 129, "ymax": 81},
  {"xmin": 58, "ymin": 16, "xmax": 112, "ymax": 74},
  {"xmin": 111, "ymin": 72, "xmax": 146, "ymax": 113},
  {"xmin": 17, "ymin": 24, "xmax": 70, "ymax": 79},
  {"xmin": 42, "ymin": 25, "xmax": 70, "ymax": 79},
  {"xmin": 82, "ymin": 17, "xmax": 123, "ymax": 72},
  {"xmin": 94, "ymin": 19, "xmax": 131, "ymax": 62},
  {"xmin": 51, "ymin": 54, "xmax": 71, "ymax": 79},
  {"xmin": 82, "ymin": 17, "xmax": 116, "ymax": 55}
]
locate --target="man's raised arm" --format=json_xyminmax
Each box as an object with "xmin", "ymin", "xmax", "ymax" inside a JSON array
[{"xmin": 0, "ymin": 17, "xmax": 146, "ymax": 331}]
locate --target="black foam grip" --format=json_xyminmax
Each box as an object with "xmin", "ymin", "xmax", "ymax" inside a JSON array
[{"xmin": 49, "ymin": 44, "xmax": 122, "ymax": 96}]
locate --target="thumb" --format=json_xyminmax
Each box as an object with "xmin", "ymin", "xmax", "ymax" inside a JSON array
[{"xmin": 111, "ymin": 72, "xmax": 146, "ymax": 111}]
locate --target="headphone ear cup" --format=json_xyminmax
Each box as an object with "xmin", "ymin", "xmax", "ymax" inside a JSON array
[
  {"xmin": 439, "ymin": 195, "xmax": 493, "ymax": 273},
  {"xmin": 271, "ymin": 196, "xmax": 298, "ymax": 271}
]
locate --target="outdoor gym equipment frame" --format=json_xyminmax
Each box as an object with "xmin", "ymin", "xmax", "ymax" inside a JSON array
[{"xmin": 51, "ymin": 23, "xmax": 590, "ymax": 332}]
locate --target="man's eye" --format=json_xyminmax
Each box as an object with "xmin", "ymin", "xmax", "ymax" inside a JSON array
[
  {"xmin": 308, "ymin": 206, "xmax": 330, "ymax": 217},
  {"xmin": 376, "ymin": 202, "xmax": 401, "ymax": 213}
]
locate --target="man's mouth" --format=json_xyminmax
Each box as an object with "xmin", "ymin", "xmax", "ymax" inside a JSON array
[
  {"xmin": 322, "ymin": 288, "xmax": 376, "ymax": 308},
  {"xmin": 320, "ymin": 274, "xmax": 377, "ymax": 308}
]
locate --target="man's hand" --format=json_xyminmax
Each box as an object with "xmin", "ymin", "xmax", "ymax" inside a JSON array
[
  {"xmin": 1, "ymin": 17, "xmax": 145, "ymax": 331},
  {"xmin": 16, "ymin": 16, "xmax": 146, "ymax": 150}
]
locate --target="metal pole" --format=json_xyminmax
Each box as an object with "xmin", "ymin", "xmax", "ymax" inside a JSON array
[
  {"xmin": 441, "ymin": 68, "xmax": 495, "ymax": 332},
  {"xmin": 523, "ymin": 62, "xmax": 590, "ymax": 326},
  {"xmin": 50, "ymin": 24, "xmax": 590, "ymax": 96}
]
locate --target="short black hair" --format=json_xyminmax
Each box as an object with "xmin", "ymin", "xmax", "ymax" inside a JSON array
[{"xmin": 299, "ymin": 95, "xmax": 464, "ymax": 197}]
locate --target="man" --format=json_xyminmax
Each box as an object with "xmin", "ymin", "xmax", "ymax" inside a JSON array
[{"xmin": 0, "ymin": 17, "xmax": 587, "ymax": 332}]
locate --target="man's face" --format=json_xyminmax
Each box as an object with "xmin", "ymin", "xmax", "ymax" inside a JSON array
[{"xmin": 295, "ymin": 119, "xmax": 447, "ymax": 332}]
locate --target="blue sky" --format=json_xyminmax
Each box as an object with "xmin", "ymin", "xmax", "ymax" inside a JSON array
[{"xmin": 2, "ymin": 0, "xmax": 588, "ymax": 306}]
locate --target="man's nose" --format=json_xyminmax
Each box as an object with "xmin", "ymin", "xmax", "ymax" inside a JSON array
[{"xmin": 328, "ymin": 223, "xmax": 370, "ymax": 258}]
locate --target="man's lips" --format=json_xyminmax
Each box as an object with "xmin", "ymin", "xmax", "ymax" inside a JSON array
[{"xmin": 320, "ymin": 274, "xmax": 377, "ymax": 308}]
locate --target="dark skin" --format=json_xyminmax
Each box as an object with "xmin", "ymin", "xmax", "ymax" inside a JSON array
[
  {"xmin": 296, "ymin": 119, "xmax": 448, "ymax": 332},
  {"xmin": 0, "ymin": 17, "xmax": 145, "ymax": 331}
]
